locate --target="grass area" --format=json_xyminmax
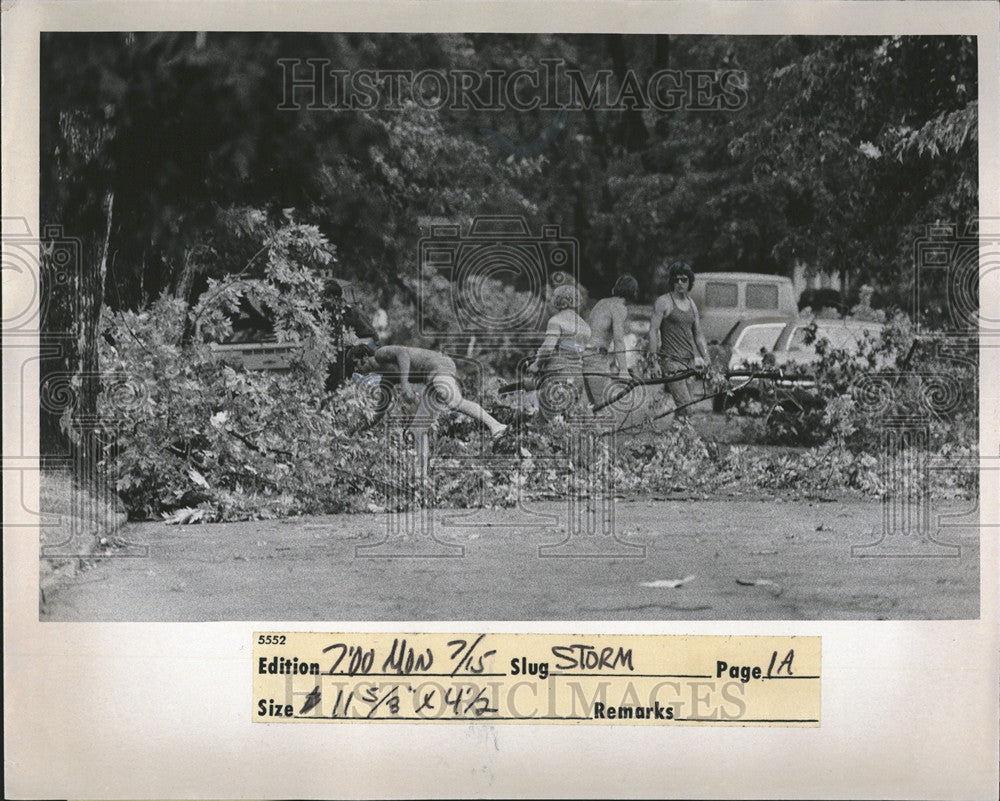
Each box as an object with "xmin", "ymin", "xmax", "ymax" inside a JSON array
[{"xmin": 39, "ymin": 468, "xmax": 126, "ymax": 605}]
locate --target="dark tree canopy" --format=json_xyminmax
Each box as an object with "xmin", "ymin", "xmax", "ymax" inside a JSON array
[{"xmin": 42, "ymin": 32, "xmax": 976, "ymax": 303}]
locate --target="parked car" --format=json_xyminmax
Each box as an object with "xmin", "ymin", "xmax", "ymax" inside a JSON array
[
  {"xmin": 716, "ymin": 317, "xmax": 885, "ymax": 411},
  {"xmin": 209, "ymin": 278, "xmax": 365, "ymax": 373},
  {"xmin": 627, "ymin": 303, "xmax": 655, "ymax": 337},
  {"xmin": 210, "ymin": 339, "xmax": 299, "ymax": 372},
  {"xmin": 208, "ymin": 296, "xmax": 294, "ymax": 372},
  {"xmin": 724, "ymin": 318, "xmax": 884, "ymax": 369},
  {"xmin": 712, "ymin": 317, "xmax": 791, "ymax": 411},
  {"xmin": 718, "ymin": 316, "xmax": 793, "ymax": 372},
  {"xmin": 772, "ymin": 318, "xmax": 885, "ymax": 368}
]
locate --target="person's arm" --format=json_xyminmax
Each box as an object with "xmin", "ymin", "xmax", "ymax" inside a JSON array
[
  {"xmin": 648, "ymin": 296, "xmax": 667, "ymax": 356},
  {"xmin": 377, "ymin": 346, "xmax": 414, "ymax": 396},
  {"xmin": 611, "ymin": 304, "xmax": 630, "ymax": 377},
  {"xmin": 393, "ymin": 348, "xmax": 414, "ymax": 396},
  {"xmin": 691, "ymin": 304, "xmax": 709, "ymax": 366},
  {"xmin": 530, "ymin": 319, "xmax": 562, "ymax": 371}
]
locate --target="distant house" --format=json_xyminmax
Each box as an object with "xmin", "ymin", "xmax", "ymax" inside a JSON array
[{"xmin": 792, "ymin": 261, "xmax": 842, "ymax": 299}]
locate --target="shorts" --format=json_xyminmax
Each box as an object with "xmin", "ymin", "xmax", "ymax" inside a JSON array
[
  {"xmin": 582, "ymin": 350, "xmax": 613, "ymax": 411},
  {"xmin": 659, "ymin": 356, "xmax": 695, "ymax": 413},
  {"xmin": 410, "ymin": 371, "xmax": 461, "ymax": 432},
  {"xmin": 537, "ymin": 351, "xmax": 584, "ymax": 420}
]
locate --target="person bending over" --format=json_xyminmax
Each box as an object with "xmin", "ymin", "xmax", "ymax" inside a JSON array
[
  {"xmin": 350, "ymin": 344, "xmax": 507, "ymax": 475},
  {"xmin": 648, "ymin": 261, "xmax": 709, "ymax": 417}
]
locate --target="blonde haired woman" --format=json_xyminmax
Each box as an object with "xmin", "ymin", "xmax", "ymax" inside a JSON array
[{"xmin": 528, "ymin": 284, "xmax": 591, "ymax": 419}]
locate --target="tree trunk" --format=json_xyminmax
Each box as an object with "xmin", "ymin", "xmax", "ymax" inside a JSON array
[
  {"xmin": 175, "ymin": 248, "xmax": 202, "ymax": 343},
  {"xmin": 77, "ymin": 189, "xmax": 114, "ymax": 425},
  {"xmin": 605, "ymin": 34, "xmax": 649, "ymax": 152},
  {"xmin": 652, "ymin": 36, "xmax": 672, "ymax": 137}
]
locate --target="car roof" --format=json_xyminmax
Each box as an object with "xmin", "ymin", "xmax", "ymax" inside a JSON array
[
  {"xmin": 775, "ymin": 317, "xmax": 885, "ymax": 348},
  {"xmin": 737, "ymin": 316, "xmax": 797, "ymax": 327},
  {"xmin": 786, "ymin": 318, "xmax": 885, "ymax": 331},
  {"xmin": 696, "ymin": 272, "xmax": 792, "ymax": 283}
]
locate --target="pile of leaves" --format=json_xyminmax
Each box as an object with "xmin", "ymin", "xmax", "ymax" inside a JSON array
[{"xmin": 97, "ymin": 359, "xmax": 975, "ymax": 523}]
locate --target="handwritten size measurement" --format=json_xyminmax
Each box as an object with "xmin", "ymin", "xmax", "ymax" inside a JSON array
[{"xmin": 315, "ymin": 682, "xmax": 498, "ymax": 719}]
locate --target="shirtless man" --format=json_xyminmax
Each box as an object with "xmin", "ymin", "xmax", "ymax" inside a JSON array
[
  {"xmin": 583, "ymin": 274, "xmax": 639, "ymax": 412},
  {"xmin": 350, "ymin": 344, "xmax": 507, "ymax": 474}
]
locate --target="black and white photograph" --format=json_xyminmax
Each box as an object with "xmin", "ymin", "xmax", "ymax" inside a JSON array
[
  {"xmin": 29, "ymin": 28, "xmax": 982, "ymax": 621},
  {"xmin": 3, "ymin": 1, "xmax": 998, "ymax": 799}
]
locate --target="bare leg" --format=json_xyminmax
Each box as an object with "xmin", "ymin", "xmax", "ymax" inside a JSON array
[
  {"xmin": 582, "ymin": 351, "xmax": 616, "ymax": 429},
  {"xmin": 408, "ymin": 389, "xmax": 438, "ymax": 482},
  {"xmin": 410, "ymin": 429, "xmax": 430, "ymax": 480},
  {"xmin": 661, "ymin": 357, "xmax": 694, "ymax": 418},
  {"xmin": 453, "ymin": 397, "xmax": 506, "ymax": 437},
  {"xmin": 430, "ymin": 374, "xmax": 507, "ymax": 438}
]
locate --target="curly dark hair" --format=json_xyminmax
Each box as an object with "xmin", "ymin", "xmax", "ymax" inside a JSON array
[
  {"xmin": 345, "ymin": 343, "xmax": 377, "ymax": 375},
  {"xmin": 612, "ymin": 274, "xmax": 639, "ymax": 301},
  {"xmin": 666, "ymin": 261, "xmax": 695, "ymax": 291}
]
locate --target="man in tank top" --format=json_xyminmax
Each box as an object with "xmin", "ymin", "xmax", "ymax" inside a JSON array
[{"xmin": 648, "ymin": 262, "xmax": 709, "ymax": 417}]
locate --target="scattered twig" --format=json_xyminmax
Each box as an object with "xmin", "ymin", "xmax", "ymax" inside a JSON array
[{"xmin": 735, "ymin": 578, "xmax": 783, "ymax": 596}]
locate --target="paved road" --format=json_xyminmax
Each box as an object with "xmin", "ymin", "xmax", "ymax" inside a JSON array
[{"xmin": 41, "ymin": 500, "xmax": 978, "ymax": 621}]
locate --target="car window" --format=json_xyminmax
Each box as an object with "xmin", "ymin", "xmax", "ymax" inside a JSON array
[
  {"xmin": 705, "ymin": 282, "xmax": 738, "ymax": 308},
  {"xmin": 816, "ymin": 327, "xmax": 855, "ymax": 349},
  {"xmin": 788, "ymin": 326, "xmax": 813, "ymax": 351},
  {"xmin": 736, "ymin": 324, "xmax": 785, "ymax": 353},
  {"xmin": 745, "ymin": 284, "xmax": 779, "ymax": 309},
  {"xmin": 784, "ymin": 322, "xmax": 883, "ymax": 354}
]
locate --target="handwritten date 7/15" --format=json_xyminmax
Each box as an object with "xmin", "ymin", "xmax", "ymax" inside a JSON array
[{"xmin": 321, "ymin": 635, "xmax": 497, "ymax": 676}]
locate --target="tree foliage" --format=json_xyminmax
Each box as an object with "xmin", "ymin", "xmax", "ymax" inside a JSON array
[
  {"xmin": 42, "ymin": 32, "xmax": 977, "ymax": 307},
  {"xmin": 41, "ymin": 32, "xmax": 979, "ymax": 494}
]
